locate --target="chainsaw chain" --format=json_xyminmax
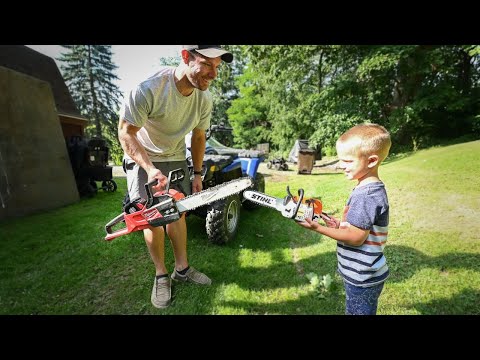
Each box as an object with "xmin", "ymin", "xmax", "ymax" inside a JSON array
[{"xmin": 179, "ymin": 177, "xmax": 253, "ymax": 211}]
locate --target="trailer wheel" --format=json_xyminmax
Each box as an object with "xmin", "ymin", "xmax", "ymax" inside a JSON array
[
  {"xmin": 206, "ymin": 194, "xmax": 241, "ymax": 245},
  {"xmin": 102, "ymin": 180, "xmax": 117, "ymax": 192}
]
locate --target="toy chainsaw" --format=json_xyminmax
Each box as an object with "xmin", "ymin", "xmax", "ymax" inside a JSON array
[
  {"xmin": 105, "ymin": 169, "xmax": 253, "ymax": 241},
  {"xmin": 243, "ymin": 187, "xmax": 330, "ymax": 222}
]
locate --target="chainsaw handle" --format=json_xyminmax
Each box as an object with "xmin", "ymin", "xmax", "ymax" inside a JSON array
[
  {"xmin": 105, "ymin": 213, "xmax": 126, "ymax": 236},
  {"xmin": 293, "ymin": 188, "xmax": 304, "ymax": 219},
  {"xmin": 284, "ymin": 186, "xmax": 294, "ymax": 206},
  {"xmin": 165, "ymin": 168, "xmax": 185, "ymax": 193},
  {"xmin": 145, "ymin": 180, "xmax": 158, "ymax": 209},
  {"xmin": 145, "ymin": 168, "xmax": 186, "ymax": 208},
  {"xmin": 283, "ymin": 186, "xmax": 304, "ymax": 219}
]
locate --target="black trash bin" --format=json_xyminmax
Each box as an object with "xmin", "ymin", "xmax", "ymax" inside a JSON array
[
  {"xmin": 66, "ymin": 136, "xmax": 117, "ymax": 197},
  {"xmin": 87, "ymin": 138, "xmax": 117, "ymax": 193}
]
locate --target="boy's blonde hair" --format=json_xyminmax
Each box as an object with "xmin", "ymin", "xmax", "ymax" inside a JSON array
[{"xmin": 336, "ymin": 123, "xmax": 391, "ymax": 162}]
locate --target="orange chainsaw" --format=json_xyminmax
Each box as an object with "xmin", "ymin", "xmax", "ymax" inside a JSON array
[{"xmin": 243, "ymin": 187, "xmax": 330, "ymax": 222}]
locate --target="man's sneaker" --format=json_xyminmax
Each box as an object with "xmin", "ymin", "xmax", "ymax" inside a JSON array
[
  {"xmin": 171, "ymin": 266, "xmax": 212, "ymax": 285},
  {"xmin": 151, "ymin": 276, "xmax": 171, "ymax": 309}
]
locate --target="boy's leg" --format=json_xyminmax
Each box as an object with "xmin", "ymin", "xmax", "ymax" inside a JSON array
[{"xmin": 344, "ymin": 281, "xmax": 384, "ymax": 315}]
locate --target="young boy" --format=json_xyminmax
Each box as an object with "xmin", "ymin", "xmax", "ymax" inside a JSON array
[{"xmin": 297, "ymin": 123, "xmax": 391, "ymax": 315}]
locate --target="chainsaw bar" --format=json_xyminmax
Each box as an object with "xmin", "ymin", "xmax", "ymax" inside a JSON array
[
  {"xmin": 243, "ymin": 189, "xmax": 323, "ymax": 222},
  {"xmin": 176, "ymin": 177, "xmax": 253, "ymax": 212}
]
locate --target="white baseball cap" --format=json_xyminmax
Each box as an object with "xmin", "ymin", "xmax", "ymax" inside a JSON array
[{"xmin": 182, "ymin": 45, "xmax": 233, "ymax": 63}]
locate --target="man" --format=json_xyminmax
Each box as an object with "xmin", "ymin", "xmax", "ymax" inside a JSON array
[{"xmin": 118, "ymin": 45, "xmax": 233, "ymax": 309}]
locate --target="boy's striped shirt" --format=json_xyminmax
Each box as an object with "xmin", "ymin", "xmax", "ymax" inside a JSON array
[{"xmin": 336, "ymin": 182, "xmax": 389, "ymax": 288}]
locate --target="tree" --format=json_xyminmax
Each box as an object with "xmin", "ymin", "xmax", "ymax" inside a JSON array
[
  {"xmin": 227, "ymin": 64, "xmax": 271, "ymax": 149},
  {"xmin": 158, "ymin": 56, "xmax": 181, "ymax": 67},
  {"xmin": 239, "ymin": 45, "xmax": 480, "ymax": 155},
  {"xmin": 58, "ymin": 45, "xmax": 123, "ymax": 161},
  {"xmin": 209, "ymin": 46, "xmax": 245, "ymax": 134}
]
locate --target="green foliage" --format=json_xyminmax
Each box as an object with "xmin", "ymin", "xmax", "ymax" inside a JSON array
[
  {"xmin": 306, "ymin": 273, "xmax": 334, "ymax": 299},
  {"xmin": 227, "ymin": 65, "xmax": 271, "ymax": 149},
  {"xmin": 236, "ymin": 45, "xmax": 480, "ymax": 154},
  {"xmin": 209, "ymin": 45, "xmax": 245, "ymax": 130},
  {"xmin": 158, "ymin": 56, "xmax": 181, "ymax": 66},
  {"xmin": 473, "ymin": 114, "xmax": 480, "ymax": 136},
  {"xmin": 103, "ymin": 131, "xmax": 124, "ymax": 165},
  {"xmin": 58, "ymin": 45, "xmax": 123, "ymax": 162}
]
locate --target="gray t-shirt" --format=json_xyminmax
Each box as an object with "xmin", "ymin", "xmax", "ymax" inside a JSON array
[{"xmin": 120, "ymin": 66, "xmax": 212, "ymax": 162}]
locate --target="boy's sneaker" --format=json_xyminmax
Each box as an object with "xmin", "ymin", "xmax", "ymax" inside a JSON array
[
  {"xmin": 151, "ymin": 276, "xmax": 171, "ymax": 309},
  {"xmin": 171, "ymin": 266, "xmax": 212, "ymax": 285}
]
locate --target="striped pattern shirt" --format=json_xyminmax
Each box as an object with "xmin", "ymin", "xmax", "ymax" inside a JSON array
[{"xmin": 337, "ymin": 182, "xmax": 389, "ymax": 288}]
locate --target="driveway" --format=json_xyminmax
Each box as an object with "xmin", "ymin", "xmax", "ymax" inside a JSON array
[{"xmin": 112, "ymin": 165, "xmax": 126, "ymax": 178}]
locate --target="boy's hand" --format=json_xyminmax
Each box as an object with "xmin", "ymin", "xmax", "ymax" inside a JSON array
[
  {"xmin": 296, "ymin": 217, "xmax": 319, "ymax": 230},
  {"xmin": 321, "ymin": 213, "xmax": 340, "ymax": 229}
]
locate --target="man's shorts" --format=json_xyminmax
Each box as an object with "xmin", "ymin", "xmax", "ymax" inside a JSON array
[{"xmin": 123, "ymin": 158, "xmax": 191, "ymax": 201}]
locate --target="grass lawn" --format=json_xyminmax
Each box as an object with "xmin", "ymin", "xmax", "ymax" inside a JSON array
[{"xmin": 1, "ymin": 140, "xmax": 479, "ymax": 315}]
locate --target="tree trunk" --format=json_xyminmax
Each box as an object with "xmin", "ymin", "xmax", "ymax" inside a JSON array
[{"xmin": 87, "ymin": 46, "xmax": 102, "ymax": 138}]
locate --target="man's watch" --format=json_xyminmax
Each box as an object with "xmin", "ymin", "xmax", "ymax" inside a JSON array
[{"xmin": 193, "ymin": 170, "xmax": 202, "ymax": 176}]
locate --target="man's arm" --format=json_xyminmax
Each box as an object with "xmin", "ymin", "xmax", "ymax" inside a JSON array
[
  {"xmin": 118, "ymin": 118, "xmax": 167, "ymax": 191},
  {"xmin": 190, "ymin": 128, "xmax": 206, "ymax": 193}
]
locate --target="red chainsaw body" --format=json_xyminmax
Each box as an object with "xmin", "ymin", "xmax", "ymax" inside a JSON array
[{"xmin": 105, "ymin": 189, "xmax": 185, "ymax": 241}]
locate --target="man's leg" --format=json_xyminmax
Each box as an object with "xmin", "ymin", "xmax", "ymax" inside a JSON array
[
  {"xmin": 156, "ymin": 161, "xmax": 211, "ymax": 285},
  {"xmin": 166, "ymin": 214, "xmax": 189, "ymax": 272},
  {"xmin": 124, "ymin": 157, "xmax": 171, "ymax": 308},
  {"xmin": 166, "ymin": 201, "xmax": 211, "ymax": 285},
  {"xmin": 145, "ymin": 226, "xmax": 172, "ymax": 308},
  {"xmin": 143, "ymin": 226, "xmax": 168, "ymax": 276}
]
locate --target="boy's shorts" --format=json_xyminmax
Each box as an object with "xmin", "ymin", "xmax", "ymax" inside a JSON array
[{"xmin": 123, "ymin": 158, "xmax": 191, "ymax": 201}]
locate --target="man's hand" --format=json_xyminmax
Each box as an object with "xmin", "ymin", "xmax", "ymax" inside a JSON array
[
  {"xmin": 147, "ymin": 168, "xmax": 168, "ymax": 193},
  {"xmin": 192, "ymin": 175, "xmax": 203, "ymax": 193}
]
